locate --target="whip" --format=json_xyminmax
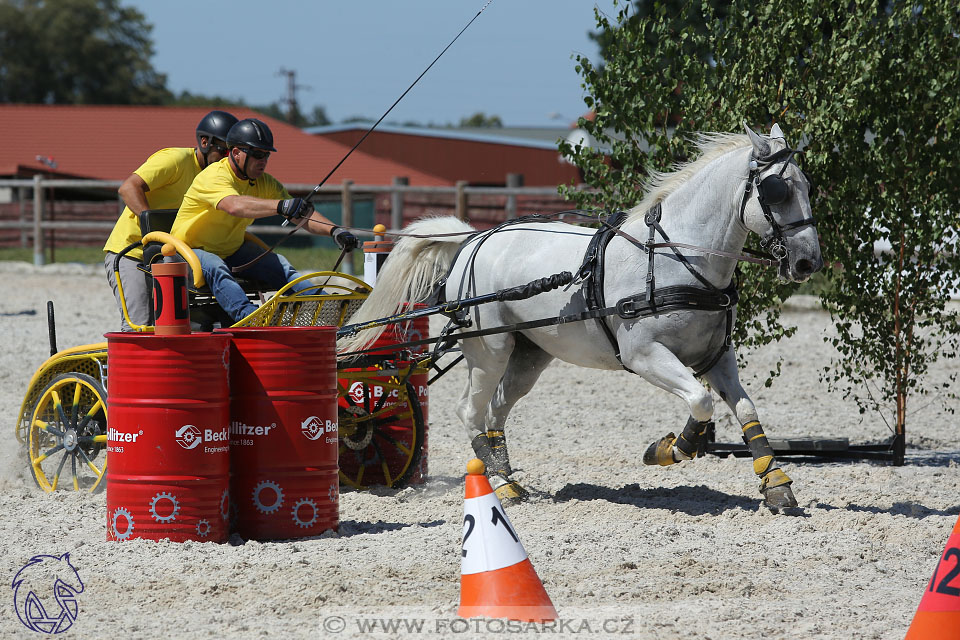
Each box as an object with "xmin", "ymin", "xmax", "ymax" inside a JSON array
[{"xmin": 234, "ymin": 0, "xmax": 494, "ymax": 272}]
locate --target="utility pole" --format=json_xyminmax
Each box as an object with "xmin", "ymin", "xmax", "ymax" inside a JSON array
[{"xmin": 277, "ymin": 68, "xmax": 310, "ymax": 124}]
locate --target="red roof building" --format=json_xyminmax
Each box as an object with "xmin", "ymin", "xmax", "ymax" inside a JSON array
[
  {"xmin": 306, "ymin": 123, "xmax": 585, "ymax": 187},
  {"xmin": 1, "ymin": 104, "xmax": 447, "ymax": 186}
]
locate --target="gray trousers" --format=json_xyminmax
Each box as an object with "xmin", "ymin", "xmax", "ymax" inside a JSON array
[{"xmin": 104, "ymin": 252, "xmax": 152, "ymax": 331}]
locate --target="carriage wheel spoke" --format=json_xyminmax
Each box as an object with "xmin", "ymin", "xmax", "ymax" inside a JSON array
[
  {"xmin": 76, "ymin": 398, "xmax": 104, "ymax": 431},
  {"xmin": 52, "ymin": 391, "xmax": 71, "ymax": 429},
  {"xmin": 51, "ymin": 449, "xmax": 71, "ymax": 491},
  {"xmin": 376, "ymin": 430, "xmax": 413, "ymax": 456},
  {"xmin": 70, "ymin": 382, "xmax": 82, "ymax": 425},
  {"xmin": 78, "ymin": 434, "xmax": 107, "ymax": 445},
  {"xmin": 36, "ymin": 443, "xmax": 65, "ymax": 463},
  {"xmin": 71, "ymin": 451, "xmax": 78, "ymax": 491},
  {"xmin": 36, "ymin": 419, "xmax": 64, "ymax": 438},
  {"xmin": 76, "ymin": 446, "xmax": 103, "ymax": 478},
  {"xmin": 371, "ymin": 440, "xmax": 393, "ymax": 486}
]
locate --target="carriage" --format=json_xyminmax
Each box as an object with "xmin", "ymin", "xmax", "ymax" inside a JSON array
[
  {"xmin": 15, "ymin": 218, "xmax": 434, "ymax": 495},
  {"xmin": 17, "ymin": 123, "xmax": 824, "ymax": 512}
]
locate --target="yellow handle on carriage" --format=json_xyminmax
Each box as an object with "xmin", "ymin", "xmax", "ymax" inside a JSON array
[{"xmin": 140, "ymin": 232, "xmax": 206, "ymax": 289}]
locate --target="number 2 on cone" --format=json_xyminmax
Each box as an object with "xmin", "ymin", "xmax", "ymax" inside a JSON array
[
  {"xmin": 461, "ymin": 506, "xmax": 518, "ymax": 556},
  {"xmin": 929, "ymin": 547, "xmax": 960, "ymax": 597}
]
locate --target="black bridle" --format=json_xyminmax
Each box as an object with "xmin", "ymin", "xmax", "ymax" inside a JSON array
[{"xmin": 738, "ymin": 147, "xmax": 818, "ymax": 262}]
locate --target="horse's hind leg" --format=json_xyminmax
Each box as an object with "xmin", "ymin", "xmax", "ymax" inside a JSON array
[
  {"xmin": 703, "ymin": 350, "xmax": 799, "ymax": 513},
  {"xmin": 455, "ymin": 335, "xmax": 524, "ymax": 501},
  {"xmin": 482, "ymin": 333, "xmax": 555, "ymax": 478}
]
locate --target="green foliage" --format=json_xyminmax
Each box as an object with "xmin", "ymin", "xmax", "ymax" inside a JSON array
[
  {"xmin": 252, "ymin": 102, "xmax": 332, "ymax": 128},
  {"xmin": 0, "ymin": 0, "xmax": 171, "ymax": 104},
  {"xmin": 458, "ymin": 112, "xmax": 503, "ymax": 128},
  {"xmin": 561, "ymin": 0, "xmax": 960, "ymax": 439}
]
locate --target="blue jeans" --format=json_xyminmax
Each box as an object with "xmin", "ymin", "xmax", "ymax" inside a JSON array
[{"xmin": 193, "ymin": 241, "xmax": 313, "ymax": 322}]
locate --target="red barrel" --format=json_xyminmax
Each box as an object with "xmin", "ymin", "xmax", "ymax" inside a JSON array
[
  {"xmin": 106, "ymin": 332, "xmax": 231, "ymax": 543},
  {"xmin": 220, "ymin": 327, "xmax": 339, "ymax": 540},
  {"xmin": 338, "ymin": 311, "xmax": 429, "ymax": 485}
]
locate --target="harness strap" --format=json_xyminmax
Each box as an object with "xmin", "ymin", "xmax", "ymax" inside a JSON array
[
  {"xmin": 339, "ymin": 282, "xmax": 739, "ymax": 376},
  {"xmin": 578, "ymin": 210, "xmax": 630, "ymax": 364}
]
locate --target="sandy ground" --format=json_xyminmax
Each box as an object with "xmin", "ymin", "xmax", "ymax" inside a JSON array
[{"xmin": 0, "ymin": 261, "xmax": 958, "ymax": 640}]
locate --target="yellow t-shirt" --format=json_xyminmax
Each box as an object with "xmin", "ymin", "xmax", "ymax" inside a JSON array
[
  {"xmin": 171, "ymin": 158, "xmax": 290, "ymax": 258},
  {"xmin": 103, "ymin": 147, "xmax": 202, "ymax": 260}
]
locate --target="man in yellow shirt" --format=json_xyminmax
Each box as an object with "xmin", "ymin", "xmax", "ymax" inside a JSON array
[
  {"xmin": 172, "ymin": 118, "xmax": 358, "ymax": 323},
  {"xmin": 103, "ymin": 110, "xmax": 239, "ymax": 330}
]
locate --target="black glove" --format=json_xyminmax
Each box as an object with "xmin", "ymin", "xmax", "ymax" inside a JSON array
[
  {"xmin": 277, "ymin": 197, "xmax": 314, "ymax": 221},
  {"xmin": 331, "ymin": 226, "xmax": 359, "ymax": 252}
]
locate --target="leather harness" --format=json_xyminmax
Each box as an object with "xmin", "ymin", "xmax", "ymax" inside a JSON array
[{"xmin": 576, "ymin": 207, "xmax": 738, "ymax": 378}]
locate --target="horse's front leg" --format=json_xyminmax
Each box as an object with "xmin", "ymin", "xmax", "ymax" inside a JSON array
[
  {"xmin": 628, "ymin": 343, "xmax": 718, "ymax": 465},
  {"xmin": 702, "ymin": 349, "xmax": 800, "ymax": 513}
]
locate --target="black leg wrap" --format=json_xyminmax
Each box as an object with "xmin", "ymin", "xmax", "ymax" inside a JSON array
[
  {"xmin": 471, "ymin": 433, "xmax": 509, "ymax": 477},
  {"xmin": 675, "ymin": 418, "xmax": 711, "ymax": 460},
  {"xmin": 741, "ymin": 421, "xmax": 796, "ymax": 510},
  {"xmin": 485, "ymin": 429, "xmax": 512, "ymax": 476}
]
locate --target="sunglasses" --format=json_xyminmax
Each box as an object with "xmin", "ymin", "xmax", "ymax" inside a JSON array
[
  {"xmin": 242, "ymin": 147, "xmax": 270, "ymax": 160},
  {"xmin": 210, "ymin": 138, "xmax": 229, "ymax": 154}
]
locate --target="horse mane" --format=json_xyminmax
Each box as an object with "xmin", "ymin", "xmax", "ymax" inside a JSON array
[{"xmin": 627, "ymin": 132, "xmax": 751, "ymax": 223}]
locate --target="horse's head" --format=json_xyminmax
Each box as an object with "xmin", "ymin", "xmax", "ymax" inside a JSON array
[{"xmin": 741, "ymin": 122, "xmax": 823, "ymax": 282}]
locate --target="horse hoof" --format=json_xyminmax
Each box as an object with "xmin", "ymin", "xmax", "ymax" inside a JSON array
[
  {"xmin": 643, "ymin": 433, "xmax": 679, "ymax": 466},
  {"xmin": 761, "ymin": 484, "xmax": 802, "ymax": 515},
  {"xmin": 493, "ymin": 481, "xmax": 529, "ymax": 505}
]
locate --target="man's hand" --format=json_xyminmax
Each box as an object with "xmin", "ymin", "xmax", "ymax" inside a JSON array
[
  {"xmin": 332, "ymin": 226, "xmax": 359, "ymax": 251},
  {"xmin": 277, "ymin": 197, "xmax": 314, "ymax": 221}
]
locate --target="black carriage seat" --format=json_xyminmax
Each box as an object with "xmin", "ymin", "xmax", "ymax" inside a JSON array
[{"xmin": 137, "ymin": 208, "xmax": 272, "ymax": 330}]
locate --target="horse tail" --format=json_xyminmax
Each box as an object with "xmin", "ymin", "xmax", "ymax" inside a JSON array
[{"xmin": 337, "ymin": 215, "xmax": 475, "ymax": 356}]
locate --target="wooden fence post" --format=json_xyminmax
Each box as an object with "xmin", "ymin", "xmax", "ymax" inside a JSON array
[
  {"xmin": 33, "ymin": 174, "xmax": 44, "ymax": 266},
  {"xmin": 455, "ymin": 180, "xmax": 468, "ymax": 222},
  {"xmin": 341, "ymin": 179, "xmax": 354, "ymax": 275},
  {"xmin": 391, "ymin": 176, "xmax": 408, "ymax": 230}
]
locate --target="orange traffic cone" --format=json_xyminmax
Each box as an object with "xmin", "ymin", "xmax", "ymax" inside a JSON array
[
  {"xmin": 457, "ymin": 458, "xmax": 557, "ymax": 622},
  {"xmin": 905, "ymin": 513, "xmax": 960, "ymax": 639}
]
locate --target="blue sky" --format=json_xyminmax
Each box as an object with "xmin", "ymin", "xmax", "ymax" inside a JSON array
[{"xmin": 123, "ymin": 0, "xmax": 623, "ymax": 128}]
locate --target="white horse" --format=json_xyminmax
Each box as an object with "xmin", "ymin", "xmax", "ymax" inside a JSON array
[{"xmin": 340, "ymin": 123, "xmax": 822, "ymax": 511}]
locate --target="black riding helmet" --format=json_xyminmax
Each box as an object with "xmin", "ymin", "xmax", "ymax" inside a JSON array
[
  {"xmin": 226, "ymin": 118, "xmax": 277, "ymax": 181},
  {"xmin": 195, "ymin": 110, "xmax": 239, "ymax": 165},
  {"xmin": 226, "ymin": 118, "xmax": 278, "ymax": 152}
]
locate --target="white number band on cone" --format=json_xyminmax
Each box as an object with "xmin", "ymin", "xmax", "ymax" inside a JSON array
[{"xmin": 461, "ymin": 491, "xmax": 527, "ymax": 575}]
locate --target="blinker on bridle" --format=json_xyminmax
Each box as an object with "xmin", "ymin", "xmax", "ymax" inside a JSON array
[{"xmin": 739, "ymin": 146, "xmax": 818, "ymax": 260}]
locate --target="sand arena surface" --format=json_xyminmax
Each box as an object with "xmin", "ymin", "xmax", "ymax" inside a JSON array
[{"xmin": 0, "ymin": 262, "xmax": 958, "ymax": 639}]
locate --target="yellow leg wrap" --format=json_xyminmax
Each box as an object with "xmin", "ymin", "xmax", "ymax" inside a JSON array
[
  {"xmin": 759, "ymin": 467, "xmax": 792, "ymax": 491},
  {"xmin": 753, "ymin": 455, "xmax": 774, "ymax": 476}
]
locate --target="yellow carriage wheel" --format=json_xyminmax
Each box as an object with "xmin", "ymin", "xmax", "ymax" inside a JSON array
[
  {"xmin": 337, "ymin": 372, "xmax": 424, "ymax": 490},
  {"xmin": 28, "ymin": 373, "xmax": 108, "ymax": 493}
]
